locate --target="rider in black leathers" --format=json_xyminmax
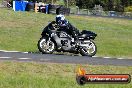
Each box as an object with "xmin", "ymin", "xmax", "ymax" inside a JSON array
[{"xmin": 55, "ymin": 14, "xmax": 80, "ymax": 40}]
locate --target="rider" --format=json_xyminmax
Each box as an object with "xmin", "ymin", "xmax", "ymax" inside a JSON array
[{"xmin": 55, "ymin": 14, "xmax": 80, "ymax": 41}]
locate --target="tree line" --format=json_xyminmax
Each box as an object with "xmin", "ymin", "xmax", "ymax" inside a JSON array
[
  {"xmin": 75, "ymin": 0, "xmax": 132, "ymax": 12},
  {"xmin": 32, "ymin": 0, "xmax": 132, "ymax": 12}
]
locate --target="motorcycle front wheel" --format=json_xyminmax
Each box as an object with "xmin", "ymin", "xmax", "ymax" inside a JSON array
[
  {"xmin": 80, "ymin": 40, "xmax": 97, "ymax": 57},
  {"xmin": 38, "ymin": 37, "xmax": 55, "ymax": 54}
]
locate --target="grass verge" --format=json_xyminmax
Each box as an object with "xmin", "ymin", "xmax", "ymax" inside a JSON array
[
  {"xmin": 0, "ymin": 8, "xmax": 132, "ymax": 58},
  {"xmin": 0, "ymin": 61, "xmax": 132, "ymax": 88}
]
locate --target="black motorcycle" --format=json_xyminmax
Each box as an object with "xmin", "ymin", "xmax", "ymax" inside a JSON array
[{"xmin": 38, "ymin": 21, "xmax": 97, "ymax": 56}]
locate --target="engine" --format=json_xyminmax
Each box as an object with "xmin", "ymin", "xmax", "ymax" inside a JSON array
[{"xmin": 59, "ymin": 31, "xmax": 72, "ymax": 51}]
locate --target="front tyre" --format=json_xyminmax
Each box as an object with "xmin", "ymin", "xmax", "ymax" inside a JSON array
[
  {"xmin": 38, "ymin": 37, "xmax": 55, "ymax": 54},
  {"xmin": 80, "ymin": 41, "xmax": 97, "ymax": 57}
]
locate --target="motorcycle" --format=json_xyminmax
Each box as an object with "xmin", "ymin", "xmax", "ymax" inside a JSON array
[{"xmin": 38, "ymin": 21, "xmax": 97, "ymax": 57}]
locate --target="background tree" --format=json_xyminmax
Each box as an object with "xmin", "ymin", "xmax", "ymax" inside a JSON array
[
  {"xmin": 63, "ymin": 0, "xmax": 76, "ymax": 7},
  {"xmin": 76, "ymin": 0, "xmax": 82, "ymax": 8}
]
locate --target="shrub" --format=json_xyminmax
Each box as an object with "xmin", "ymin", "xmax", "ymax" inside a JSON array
[{"xmin": 125, "ymin": 6, "xmax": 132, "ymax": 12}]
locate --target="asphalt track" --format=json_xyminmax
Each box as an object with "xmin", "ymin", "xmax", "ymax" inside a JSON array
[{"xmin": 0, "ymin": 51, "xmax": 132, "ymax": 66}]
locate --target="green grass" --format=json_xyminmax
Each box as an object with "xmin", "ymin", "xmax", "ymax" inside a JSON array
[
  {"xmin": 0, "ymin": 61, "xmax": 131, "ymax": 88},
  {"xmin": 0, "ymin": 8, "xmax": 132, "ymax": 58}
]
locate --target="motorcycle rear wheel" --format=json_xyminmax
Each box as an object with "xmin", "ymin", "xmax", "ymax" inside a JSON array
[
  {"xmin": 80, "ymin": 40, "xmax": 97, "ymax": 57},
  {"xmin": 38, "ymin": 37, "xmax": 55, "ymax": 54}
]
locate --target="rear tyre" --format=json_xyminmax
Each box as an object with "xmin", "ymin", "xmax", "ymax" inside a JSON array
[
  {"xmin": 38, "ymin": 37, "xmax": 55, "ymax": 54},
  {"xmin": 80, "ymin": 40, "xmax": 97, "ymax": 57}
]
